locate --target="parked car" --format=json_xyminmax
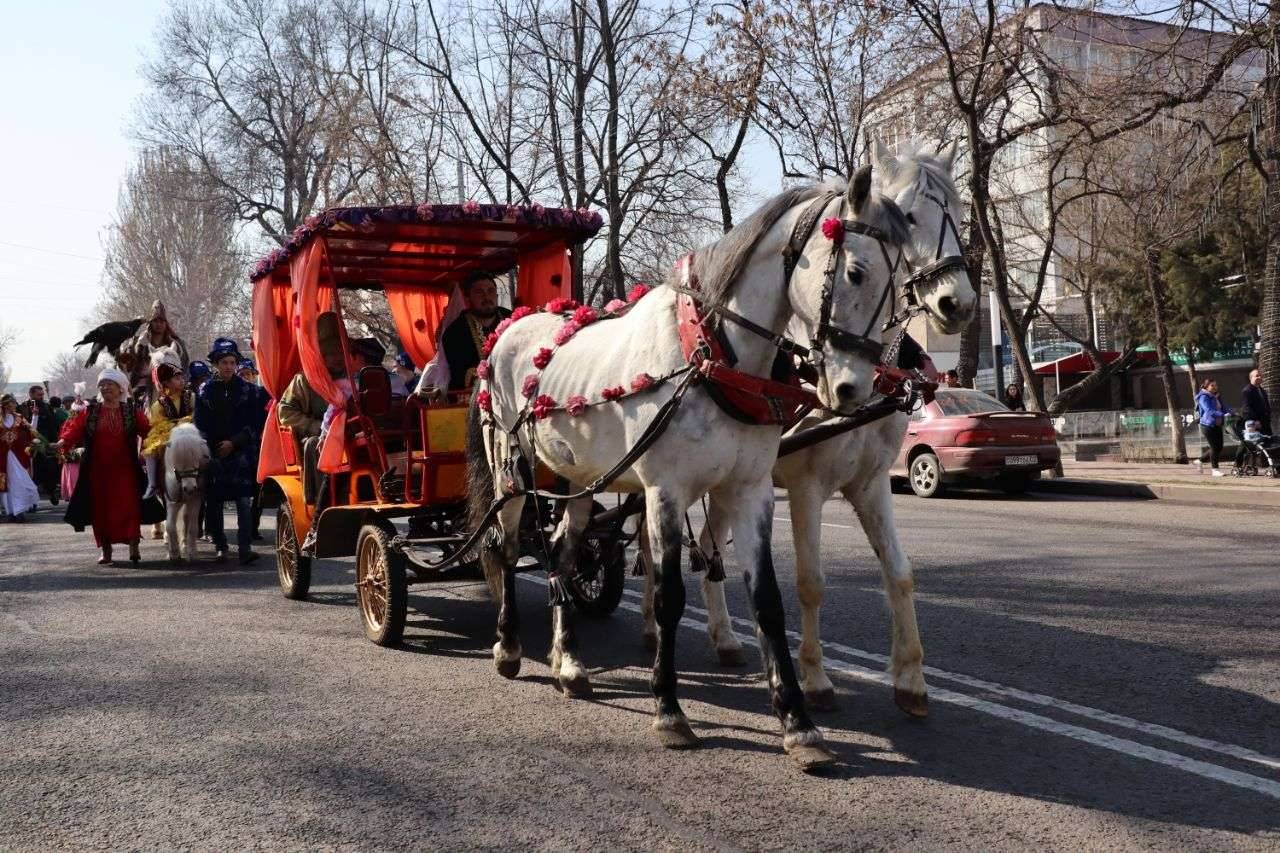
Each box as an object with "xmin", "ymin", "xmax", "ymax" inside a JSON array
[{"xmin": 891, "ymin": 388, "xmax": 1061, "ymax": 498}]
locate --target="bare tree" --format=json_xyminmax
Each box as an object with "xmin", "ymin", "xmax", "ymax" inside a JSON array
[
  {"xmin": 0, "ymin": 325, "xmax": 18, "ymax": 388},
  {"xmin": 42, "ymin": 352, "xmax": 101, "ymax": 399},
  {"xmin": 98, "ymin": 149, "xmax": 250, "ymax": 358}
]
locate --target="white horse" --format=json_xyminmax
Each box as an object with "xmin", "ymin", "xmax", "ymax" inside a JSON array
[
  {"xmin": 643, "ymin": 141, "xmax": 977, "ymax": 718},
  {"xmin": 163, "ymin": 422, "xmax": 209, "ymax": 564},
  {"xmin": 467, "ymin": 165, "xmax": 966, "ymax": 770}
]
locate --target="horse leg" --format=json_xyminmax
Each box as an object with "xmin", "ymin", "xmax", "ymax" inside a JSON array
[
  {"xmin": 165, "ymin": 493, "xmax": 181, "ymax": 564},
  {"xmin": 843, "ymin": 477, "xmax": 928, "ymax": 717},
  {"xmin": 719, "ymin": 478, "xmax": 833, "ymax": 769},
  {"xmin": 548, "ymin": 495, "xmax": 593, "ymax": 699},
  {"xmin": 646, "ymin": 487, "xmax": 698, "ymax": 749},
  {"xmin": 696, "ymin": 500, "xmax": 747, "ymax": 667},
  {"xmin": 185, "ymin": 498, "xmax": 200, "ymax": 562},
  {"xmin": 788, "ymin": 481, "xmax": 836, "ymax": 710},
  {"xmin": 491, "ymin": 497, "xmax": 526, "ymax": 679},
  {"xmin": 638, "ymin": 523, "xmax": 658, "ymax": 654}
]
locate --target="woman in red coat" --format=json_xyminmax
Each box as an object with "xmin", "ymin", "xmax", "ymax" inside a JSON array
[{"xmin": 58, "ymin": 368, "xmax": 151, "ymax": 566}]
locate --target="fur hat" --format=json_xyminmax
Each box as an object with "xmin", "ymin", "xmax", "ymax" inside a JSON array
[
  {"xmin": 97, "ymin": 368, "xmax": 130, "ymax": 396},
  {"xmin": 208, "ymin": 337, "xmax": 243, "ymax": 363},
  {"xmin": 151, "ymin": 343, "xmax": 185, "ymax": 387}
]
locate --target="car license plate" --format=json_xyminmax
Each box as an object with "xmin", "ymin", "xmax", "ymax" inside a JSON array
[{"xmin": 1004, "ymin": 454, "xmax": 1038, "ymax": 466}]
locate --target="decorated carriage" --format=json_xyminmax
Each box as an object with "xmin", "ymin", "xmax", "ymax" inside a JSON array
[{"xmin": 251, "ymin": 202, "xmax": 632, "ymax": 646}]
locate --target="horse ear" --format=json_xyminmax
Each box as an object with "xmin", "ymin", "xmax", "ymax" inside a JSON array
[
  {"xmin": 938, "ymin": 140, "xmax": 959, "ymax": 171},
  {"xmin": 847, "ymin": 164, "xmax": 873, "ymax": 214},
  {"xmin": 871, "ymin": 138, "xmax": 893, "ymax": 170}
]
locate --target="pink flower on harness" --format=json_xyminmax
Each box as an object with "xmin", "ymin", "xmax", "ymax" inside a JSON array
[
  {"xmin": 532, "ymin": 394, "xmax": 557, "ymax": 420},
  {"xmin": 821, "ymin": 217, "xmax": 845, "ymax": 243},
  {"xmin": 627, "ymin": 283, "xmax": 651, "ymax": 303},
  {"xmin": 630, "ymin": 373, "xmax": 656, "ymax": 392},
  {"xmin": 601, "ymin": 385, "xmax": 626, "ymax": 401},
  {"xmin": 476, "ymin": 360, "xmax": 491, "ymax": 381},
  {"xmin": 603, "ymin": 298, "xmax": 627, "ymax": 313},
  {"xmin": 553, "ymin": 321, "xmax": 581, "ymax": 346},
  {"xmin": 521, "ymin": 374, "xmax": 540, "ymax": 398},
  {"xmin": 545, "ymin": 296, "xmax": 578, "ymax": 315},
  {"xmin": 565, "ymin": 395, "xmax": 588, "ymax": 416},
  {"xmin": 532, "ymin": 347, "xmax": 553, "ymax": 370},
  {"xmin": 476, "ymin": 390, "xmax": 492, "ymax": 412},
  {"xmin": 510, "ymin": 305, "xmax": 537, "ymax": 322},
  {"xmin": 571, "ymin": 305, "xmax": 599, "ymax": 326}
]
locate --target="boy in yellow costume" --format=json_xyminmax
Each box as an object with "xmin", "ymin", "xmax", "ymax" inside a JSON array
[{"xmin": 143, "ymin": 346, "xmax": 196, "ymax": 501}]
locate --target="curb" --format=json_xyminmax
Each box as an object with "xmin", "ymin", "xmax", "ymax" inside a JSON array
[{"xmin": 1028, "ymin": 477, "xmax": 1280, "ymax": 508}]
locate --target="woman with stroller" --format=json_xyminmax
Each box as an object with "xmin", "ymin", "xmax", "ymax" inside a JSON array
[{"xmin": 1194, "ymin": 379, "xmax": 1231, "ymax": 477}]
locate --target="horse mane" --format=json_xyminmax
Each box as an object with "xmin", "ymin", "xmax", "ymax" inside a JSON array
[
  {"xmin": 683, "ymin": 180, "xmax": 911, "ymax": 308},
  {"xmin": 167, "ymin": 422, "xmax": 210, "ymax": 469},
  {"xmin": 881, "ymin": 140, "xmax": 963, "ymax": 211}
]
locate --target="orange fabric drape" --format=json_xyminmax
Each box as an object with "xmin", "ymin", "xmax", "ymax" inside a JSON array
[
  {"xmin": 253, "ymin": 273, "xmax": 301, "ymax": 481},
  {"xmin": 385, "ymin": 283, "xmax": 451, "ymax": 370},
  {"xmin": 517, "ymin": 241, "xmax": 571, "ymax": 308},
  {"xmin": 292, "ymin": 241, "xmax": 348, "ymax": 474}
]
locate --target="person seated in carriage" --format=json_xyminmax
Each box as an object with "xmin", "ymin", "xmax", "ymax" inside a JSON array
[
  {"xmin": 415, "ymin": 270, "xmax": 511, "ymax": 399},
  {"xmin": 389, "ymin": 352, "xmax": 418, "ymax": 397}
]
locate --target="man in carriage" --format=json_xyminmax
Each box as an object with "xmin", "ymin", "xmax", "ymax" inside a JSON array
[{"xmin": 415, "ymin": 271, "xmax": 510, "ymax": 398}]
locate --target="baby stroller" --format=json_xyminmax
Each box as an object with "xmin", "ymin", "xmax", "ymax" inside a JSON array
[{"xmin": 1231, "ymin": 418, "xmax": 1280, "ymax": 477}]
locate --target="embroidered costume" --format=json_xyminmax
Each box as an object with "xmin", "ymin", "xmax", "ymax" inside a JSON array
[
  {"xmin": 61, "ymin": 401, "xmax": 152, "ymax": 545},
  {"xmin": 1, "ymin": 407, "xmax": 40, "ymax": 518}
]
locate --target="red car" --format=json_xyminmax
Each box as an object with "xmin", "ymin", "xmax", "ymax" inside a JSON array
[{"xmin": 890, "ymin": 388, "xmax": 1060, "ymax": 497}]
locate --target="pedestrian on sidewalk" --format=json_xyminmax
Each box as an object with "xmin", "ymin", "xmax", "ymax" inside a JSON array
[
  {"xmin": 1195, "ymin": 379, "xmax": 1231, "ymax": 477},
  {"xmin": 195, "ymin": 338, "xmax": 263, "ymax": 565},
  {"xmin": 1240, "ymin": 369, "xmax": 1272, "ymax": 436}
]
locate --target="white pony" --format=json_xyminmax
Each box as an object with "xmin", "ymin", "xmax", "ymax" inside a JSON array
[
  {"xmin": 644, "ymin": 141, "xmax": 977, "ymax": 718},
  {"xmin": 163, "ymin": 422, "xmax": 209, "ymax": 564},
  {"xmin": 467, "ymin": 165, "xmax": 968, "ymax": 770}
]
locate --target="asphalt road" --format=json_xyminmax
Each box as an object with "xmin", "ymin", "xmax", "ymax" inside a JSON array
[{"xmin": 2, "ymin": 489, "xmax": 1278, "ymax": 851}]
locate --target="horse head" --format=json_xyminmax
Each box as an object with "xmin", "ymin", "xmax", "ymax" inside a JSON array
[
  {"xmin": 167, "ymin": 423, "xmax": 209, "ymax": 502},
  {"xmin": 873, "ymin": 139, "xmax": 978, "ymax": 335}
]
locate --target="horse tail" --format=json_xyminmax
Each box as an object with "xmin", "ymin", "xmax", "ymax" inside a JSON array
[{"xmin": 464, "ymin": 391, "xmax": 503, "ymax": 601}]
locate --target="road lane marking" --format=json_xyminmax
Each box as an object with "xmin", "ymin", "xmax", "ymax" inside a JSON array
[
  {"xmin": 514, "ymin": 575, "xmax": 1280, "ymax": 799},
  {"xmin": 615, "ymin": 586, "xmax": 1280, "ymax": 775}
]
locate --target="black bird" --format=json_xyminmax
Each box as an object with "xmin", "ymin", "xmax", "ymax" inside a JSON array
[{"xmin": 73, "ymin": 318, "xmax": 145, "ymax": 367}]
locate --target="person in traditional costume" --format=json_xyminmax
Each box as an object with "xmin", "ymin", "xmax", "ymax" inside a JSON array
[
  {"xmin": 21, "ymin": 385, "xmax": 61, "ymax": 505},
  {"xmin": 122, "ymin": 301, "xmax": 190, "ymax": 399},
  {"xmin": 416, "ymin": 272, "xmax": 510, "ymax": 398},
  {"xmin": 58, "ymin": 384, "xmax": 88, "ymax": 500},
  {"xmin": 195, "ymin": 338, "xmax": 263, "ymax": 564},
  {"xmin": 58, "ymin": 369, "xmax": 152, "ymax": 565},
  {"xmin": 142, "ymin": 346, "xmax": 196, "ymax": 501},
  {"xmin": 1, "ymin": 394, "xmax": 41, "ymax": 522}
]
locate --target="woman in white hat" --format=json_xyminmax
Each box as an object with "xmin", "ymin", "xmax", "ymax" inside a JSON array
[{"xmin": 57, "ymin": 367, "xmax": 153, "ymax": 566}]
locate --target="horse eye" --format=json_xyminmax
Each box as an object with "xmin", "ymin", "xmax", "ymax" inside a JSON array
[
  {"xmin": 847, "ymin": 267, "xmax": 862, "ymax": 285},
  {"xmin": 906, "ymin": 212, "xmax": 917, "ymax": 225}
]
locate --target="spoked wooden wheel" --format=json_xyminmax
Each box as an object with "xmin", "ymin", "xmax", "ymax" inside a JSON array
[
  {"xmin": 276, "ymin": 502, "xmax": 312, "ymax": 600},
  {"xmin": 566, "ymin": 502, "xmax": 626, "ymax": 617},
  {"xmin": 356, "ymin": 524, "xmax": 407, "ymax": 647}
]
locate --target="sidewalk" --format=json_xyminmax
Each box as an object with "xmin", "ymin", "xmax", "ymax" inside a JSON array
[{"xmin": 1028, "ymin": 459, "xmax": 1280, "ymax": 508}]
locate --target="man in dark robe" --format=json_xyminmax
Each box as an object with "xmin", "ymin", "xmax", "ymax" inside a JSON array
[
  {"xmin": 423, "ymin": 272, "xmax": 511, "ymax": 396},
  {"xmin": 21, "ymin": 385, "xmax": 61, "ymax": 504}
]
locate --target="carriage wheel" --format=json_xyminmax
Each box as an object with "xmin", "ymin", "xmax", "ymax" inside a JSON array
[
  {"xmin": 567, "ymin": 502, "xmax": 626, "ymax": 617},
  {"xmin": 356, "ymin": 524, "xmax": 407, "ymax": 647},
  {"xmin": 276, "ymin": 501, "xmax": 312, "ymax": 600}
]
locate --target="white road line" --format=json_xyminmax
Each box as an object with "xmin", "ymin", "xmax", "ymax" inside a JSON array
[
  {"xmin": 514, "ymin": 575, "xmax": 1280, "ymax": 799},
  {"xmin": 776, "ymin": 514, "xmax": 856, "ymax": 530},
  {"xmin": 616, "ymin": 586, "xmax": 1280, "ymax": 775}
]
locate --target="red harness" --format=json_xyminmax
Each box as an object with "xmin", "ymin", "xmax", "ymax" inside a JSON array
[{"xmin": 674, "ymin": 256, "xmax": 818, "ymax": 426}]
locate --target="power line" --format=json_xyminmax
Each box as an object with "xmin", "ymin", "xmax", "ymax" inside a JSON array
[{"xmin": 0, "ymin": 240, "xmax": 105, "ymax": 262}]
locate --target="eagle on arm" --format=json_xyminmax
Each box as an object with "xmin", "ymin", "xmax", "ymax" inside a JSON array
[{"xmin": 73, "ymin": 318, "xmax": 145, "ymax": 368}]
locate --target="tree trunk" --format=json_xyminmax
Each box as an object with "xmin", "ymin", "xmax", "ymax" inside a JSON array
[
  {"xmin": 1146, "ymin": 250, "xmax": 1189, "ymax": 463},
  {"xmin": 1185, "ymin": 353, "xmax": 1200, "ymax": 401},
  {"xmin": 956, "ymin": 205, "xmax": 985, "ymax": 386}
]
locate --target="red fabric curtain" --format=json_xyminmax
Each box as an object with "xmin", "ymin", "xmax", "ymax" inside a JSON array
[
  {"xmin": 292, "ymin": 241, "xmax": 348, "ymax": 474},
  {"xmin": 253, "ymin": 273, "xmax": 300, "ymax": 481},
  {"xmin": 517, "ymin": 241, "xmax": 571, "ymax": 308},
  {"xmin": 385, "ymin": 283, "xmax": 450, "ymax": 369}
]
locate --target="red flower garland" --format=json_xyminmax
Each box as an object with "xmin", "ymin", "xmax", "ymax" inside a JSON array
[
  {"xmin": 476, "ymin": 360, "xmax": 491, "ymax": 381},
  {"xmin": 553, "ymin": 321, "xmax": 581, "ymax": 346},
  {"xmin": 565, "ymin": 395, "xmax": 588, "ymax": 416},
  {"xmin": 476, "ymin": 390, "xmax": 492, "ymax": 412},
  {"xmin": 532, "ymin": 347, "xmax": 553, "ymax": 370},
  {"xmin": 532, "ymin": 394, "xmax": 557, "ymax": 420},
  {"xmin": 601, "ymin": 385, "xmax": 626, "ymax": 401},
  {"xmin": 603, "ymin": 298, "xmax": 627, "ymax": 313},
  {"xmin": 630, "ymin": 373, "xmax": 655, "ymax": 392},
  {"xmin": 545, "ymin": 296, "xmax": 578, "ymax": 314},
  {"xmin": 510, "ymin": 305, "xmax": 537, "ymax": 322},
  {"xmin": 627, "ymin": 283, "xmax": 651, "ymax": 302},
  {"xmin": 571, "ymin": 305, "xmax": 599, "ymax": 326},
  {"xmin": 482, "ymin": 332, "xmax": 500, "ymax": 356},
  {"xmin": 821, "ymin": 217, "xmax": 845, "ymax": 243},
  {"xmin": 521, "ymin": 374, "xmax": 540, "ymax": 398}
]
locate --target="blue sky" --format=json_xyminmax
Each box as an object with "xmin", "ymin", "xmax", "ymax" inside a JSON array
[{"xmin": 1, "ymin": 0, "xmax": 167, "ymax": 380}]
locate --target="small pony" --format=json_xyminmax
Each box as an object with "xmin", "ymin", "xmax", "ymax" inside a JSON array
[{"xmin": 164, "ymin": 422, "xmax": 210, "ymax": 564}]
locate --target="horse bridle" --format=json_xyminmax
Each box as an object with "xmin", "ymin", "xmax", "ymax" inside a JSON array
[{"xmin": 166, "ymin": 467, "xmax": 203, "ymax": 502}]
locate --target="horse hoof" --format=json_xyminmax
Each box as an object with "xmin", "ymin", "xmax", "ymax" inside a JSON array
[
  {"xmin": 716, "ymin": 646, "xmax": 748, "ymax": 668},
  {"xmin": 642, "ymin": 632, "xmax": 657, "ymax": 654},
  {"xmin": 558, "ymin": 674, "xmax": 593, "ymax": 700},
  {"xmin": 804, "ymin": 687, "xmax": 838, "ymax": 712},
  {"xmin": 653, "ymin": 716, "xmax": 700, "ymax": 750},
  {"xmin": 894, "ymin": 688, "xmax": 929, "ymax": 718},
  {"xmin": 787, "ymin": 743, "xmax": 838, "ymax": 773},
  {"xmin": 495, "ymin": 657, "xmax": 521, "ymax": 680}
]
